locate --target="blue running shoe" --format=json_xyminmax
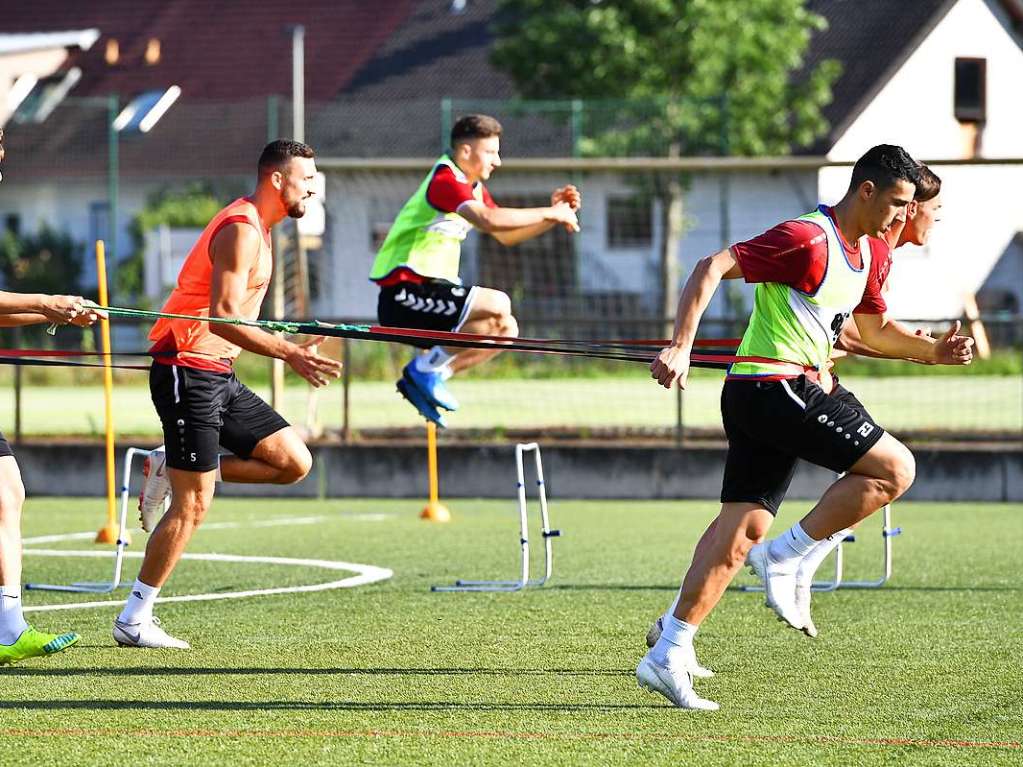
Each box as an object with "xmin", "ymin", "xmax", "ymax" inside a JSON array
[
  {"xmin": 397, "ymin": 377, "xmax": 447, "ymax": 428},
  {"xmin": 402, "ymin": 361, "xmax": 459, "ymax": 411}
]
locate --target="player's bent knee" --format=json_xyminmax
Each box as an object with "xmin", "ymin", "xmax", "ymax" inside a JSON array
[
  {"xmin": 890, "ymin": 450, "xmax": 916, "ymax": 499},
  {"xmin": 485, "ymin": 289, "xmax": 512, "ymax": 319},
  {"xmin": 0, "ymin": 483, "xmax": 25, "ymax": 521},
  {"xmin": 279, "ymin": 447, "xmax": 313, "ymax": 484},
  {"xmin": 172, "ymin": 496, "xmax": 209, "ymax": 526},
  {"xmin": 499, "ymin": 312, "xmax": 519, "ymax": 338}
]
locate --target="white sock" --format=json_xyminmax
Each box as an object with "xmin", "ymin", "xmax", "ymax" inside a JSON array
[
  {"xmin": 0, "ymin": 585, "xmax": 30, "ymax": 645},
  {"xmin": 117, "ymin": 578, "xmax": 161, "ymax": 625},
  {"xmin": 796, "ymin": 527, "xmax": 852, "ymax": 586},
  {"xmin": 414, "ymin": 347, "xmax": 454, "ymax": 378},
  {"xmin": 650, "ymin": 614, "xmax": 697, "ymax": 665},
  {"xmin": 767, "ymin": 522, "xmax": 819, "ymax": 569}
]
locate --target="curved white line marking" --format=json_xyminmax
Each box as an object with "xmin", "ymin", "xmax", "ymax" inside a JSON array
[
  {"xmin": 22, "ymin": 515, "xmax": 327, "ymax": 546},
  {"xmin": 22, "ymin": 549, "xmax": 392, "ymax": 614}
]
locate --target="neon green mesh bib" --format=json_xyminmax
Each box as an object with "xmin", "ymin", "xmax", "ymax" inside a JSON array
[{"xmin": 729, "ymin": 206, "xmax": 871, "ymax": 379}]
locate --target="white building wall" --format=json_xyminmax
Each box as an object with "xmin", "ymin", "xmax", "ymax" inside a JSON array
[
  {"xmin": 830, "ymin": 0, "xmax": 1023, "ymax": 161},
  {"xmin": 0, "ymin": 179, "xmax": 151, "ymax": 288},
  {"xmin": 822, "ymin": 0, "xmax": 1023, "ymax": 320}
]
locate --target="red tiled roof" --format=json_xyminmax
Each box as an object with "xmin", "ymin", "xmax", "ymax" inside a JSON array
[{"xmin": 1, "ymin": 0, "xmax": 416, "ymax": 101}]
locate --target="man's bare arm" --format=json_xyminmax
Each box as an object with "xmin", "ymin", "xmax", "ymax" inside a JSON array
[
  {"xmin": 836, "ymin": 318, "xmax": 934, "ymax": 364},
  {"xmin": 208, "ymin": 223, "xmax": 296, "ymax": 359},
  {"xmin": 853, "ymin": 312, "xmax": 972, "ymax": 365},
  {"xmin": 208, "ymin": 223, "xmax": 341, "ymax": 387},
  {"xmin": 457, "ymin": 199, "xmax": 578, "ymax": 235},
  {"xmin": 650, "ymin": 248, "xmax": 743, "ymax": 389}
]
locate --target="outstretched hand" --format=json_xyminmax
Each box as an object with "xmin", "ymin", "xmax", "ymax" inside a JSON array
[
  {"xmin": 931, "ymin": 320, "xmax": 974, "ymax": 365},
  {"xmin": 285, "ymin": 335, "xmax": 344, "ymax": 387},
  {"xmin": 42, "ymin": 295, "xmax": 106, "ymax": 327}
]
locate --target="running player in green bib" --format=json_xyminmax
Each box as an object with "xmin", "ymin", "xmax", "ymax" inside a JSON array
[
  {"xmin": 370, "ymin": 114, "xmax": 581, "ymax": 427},
  {"xmin": 636, "ymin": 145, "xmax": 973, "ymax": 710}
]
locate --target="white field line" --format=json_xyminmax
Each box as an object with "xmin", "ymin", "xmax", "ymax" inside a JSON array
[
  {"xmin": 22, "ymin": 515, "xmax": 392, "ymax": 613},
  {"xmin": 21, "ymin": 515, "xmax": 327, "ymax": 546}
]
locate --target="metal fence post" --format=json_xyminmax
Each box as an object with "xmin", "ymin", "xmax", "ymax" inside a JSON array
[
  {"xmin": 341, "ymin": 337, "xmax": 351, "ymax": 444},
  {"xmin": 13, "ymin": 327, "xmax": 22, "ymax": 443},
  {"xmin": 675, "ymin": 383, "xmax": 684, "ymax": 446}
]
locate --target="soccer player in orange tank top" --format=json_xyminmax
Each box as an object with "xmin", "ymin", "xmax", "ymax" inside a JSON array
[
  {"xmin": 112, "ymin": 140, "xmax": 342, "ymax": 650},
  {"xmin": 0, "ymin": 127, "xmax": 108, "ymax": 665}
]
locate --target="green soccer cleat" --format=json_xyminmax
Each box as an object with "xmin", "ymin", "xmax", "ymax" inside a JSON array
[{"xmin": 0, "ymin": 626, "xmax": 80, "ymax": 665}]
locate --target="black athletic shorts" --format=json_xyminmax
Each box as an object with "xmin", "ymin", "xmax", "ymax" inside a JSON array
[
  {"xmin": 150, "ymin": 362, "xmax": 290, "ymax": 472},
  {"xmin": 0, "ymin": 432, "xmax": 12, "ymax": 458},
  {"xmin": 720, "ymin": 376, "xmax": 885, "ymax": 515},
  {"xmin": 377, "ymin": 279, "xmax": 476, "ymax": 348}
]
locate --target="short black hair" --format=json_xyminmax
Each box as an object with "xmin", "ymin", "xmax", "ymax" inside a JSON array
[
  {"xmin": 849, "ymin": 144, "xmax": 919, "ymax": 193},
  {"xmin": 451, "ymin": 114, "xmax": 502, "ymax": 146},
  {"xmin": 913, "ymin": 164, "xmax": 941, "ymax": 202},
  {"xmin": 258, "ymin": 139, "xmax": 314, "ymax": 177}
]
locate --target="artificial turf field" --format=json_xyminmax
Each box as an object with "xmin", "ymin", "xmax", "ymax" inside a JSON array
[{"xmin": 4, "ymin": 497, "xmax": 1022, "ymax": 766}]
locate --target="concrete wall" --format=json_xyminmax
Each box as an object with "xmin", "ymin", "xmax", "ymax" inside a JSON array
[{"xmin": 12, "ymin": 442, "xmax": 1023, "ymax": 502}]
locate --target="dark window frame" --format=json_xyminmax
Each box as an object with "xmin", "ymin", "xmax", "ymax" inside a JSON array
[
  {"xmin": 606, "ymin": 194, "xmax": 653, "ymax": 249},
  {"xmin": 954, "ymin": 57, "xmax": 987, "ymax": 122}
]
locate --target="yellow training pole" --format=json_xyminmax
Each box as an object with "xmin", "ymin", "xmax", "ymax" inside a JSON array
[
  {"xmin": 420, "ymin": 422, "xmax": 450, "ymax": 522},
  {"xmin": 94, "ymin": 240, "xmax": 127, "ymax": 544}
]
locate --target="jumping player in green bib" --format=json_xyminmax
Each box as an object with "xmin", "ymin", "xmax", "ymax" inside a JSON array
[
  {"xmin": 636, "ymin": 145, "xmax": 974, "ymax": 710},
  {"xmin": 370, "ymin": 114, "xmax": 581, "ymax": 427}
]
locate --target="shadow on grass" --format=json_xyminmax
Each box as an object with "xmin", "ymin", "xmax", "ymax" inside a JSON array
[
  {"xmin": 0, "ymin": 699, "xmax": 664, "ymax": 712},
  {"xmin": 3, "ymin": 666, "xmax": 633, "ymax": 678}
]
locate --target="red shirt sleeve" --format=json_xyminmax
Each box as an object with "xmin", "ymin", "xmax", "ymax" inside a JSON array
[
  {"xmin": 731, "ymin": 220, "xmax": 829, "ymax": 294},
  {"xmin": 853, "ymin": 238, "xmax": 891, "ymax": 314},
  {"xmin": 425, "ymin": 166, "xmax": 496, "ymax": 213},
  {"xmin": 425, "ymin": 165, "xmax": 476, "ymax": 213}
]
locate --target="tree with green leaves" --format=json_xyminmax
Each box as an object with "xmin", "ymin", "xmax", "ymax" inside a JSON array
[{"xmin": 492, "ymin": 0, "xmax": 841, "ymax": 328}]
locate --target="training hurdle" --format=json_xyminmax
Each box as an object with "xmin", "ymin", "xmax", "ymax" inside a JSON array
[
  {"xmin": 810, "ymin": 504, "xmax": 901, "ymax": 590},
  {"xmin": 27, "ymin": 447, "xmax": 155, "ymax": 594},
  {"xmin": 432, "ymin": 442, "xmax": 560, "ymax": 592},
  {"xmin": 740, "ymin": 502, "xmax": 902, "ymax": 593}
]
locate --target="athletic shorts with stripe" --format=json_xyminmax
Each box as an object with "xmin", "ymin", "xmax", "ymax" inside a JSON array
[
  {"xmin": 0, "ymin": 433, "xmax": 13, "ymax": 458},
  {"xmin": 377, "ymin": 279, "xmax": 477, "ymax": 349},
  {"xmin": 149, "ymin": 362, "xmax": 290, "ymax": 472},
  {"xmin": 719, "ymin": 376, "xmax": 885, "ymax": 515}
]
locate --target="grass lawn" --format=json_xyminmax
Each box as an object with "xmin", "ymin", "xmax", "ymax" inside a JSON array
[
  {"xmin": 1, "ymin": 374, "xmax": 1019, "ymax": 436},
  {"xmin": 3, "ymin": 497, "xmax": 1021, "ymax": 765}
]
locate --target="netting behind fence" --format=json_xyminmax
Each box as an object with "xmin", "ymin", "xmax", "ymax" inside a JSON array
[{"xmin": 0, "ymin": 96, "xmax": 1020, "ymax": 441}]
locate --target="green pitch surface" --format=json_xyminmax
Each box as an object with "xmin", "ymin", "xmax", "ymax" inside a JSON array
[{"xmin": 4, "ymin": 498, "xmax": 1022, "ymax": 766}]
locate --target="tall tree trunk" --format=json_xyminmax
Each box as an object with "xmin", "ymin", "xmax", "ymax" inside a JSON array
[{"xmin": 659, "ymin": 142, "xmax": 684, "ymax": 340}]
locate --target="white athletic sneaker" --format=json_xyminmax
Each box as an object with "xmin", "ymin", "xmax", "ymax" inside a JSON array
[
  {"xmin": 794, "ymin": 583, "xmax": 818, "ymax": 638},
  {"xmin": 138, "ymin": 447, "xmax": 171, "ymax": 533},
  {"xmin": 636, "ymin": 650, "xmax": 719, "ymax": 711},
  {"xmin": 747, "ymin": 542, "xmax": 804, "ymax": 632},
  {"xmin": 113, "ymin": 616, "xmax": 190, "ymax": 649},
  {"xmin": 644, "ymin": 617, "xmax": 714, "ymax": 677}
]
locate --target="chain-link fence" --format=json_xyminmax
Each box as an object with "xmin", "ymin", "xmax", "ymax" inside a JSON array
[{"xmin": 0, "ymin": 96, "xmax": 1020, "ymax": 442}]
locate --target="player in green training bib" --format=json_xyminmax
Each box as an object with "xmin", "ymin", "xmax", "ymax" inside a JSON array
[
  {"xmin": 370, "ymin": 114, "xmax": 581, "ymax": 427},
  {"xmin": 636, "ymin": 145, "xmax": 974, "ymax": 711}
]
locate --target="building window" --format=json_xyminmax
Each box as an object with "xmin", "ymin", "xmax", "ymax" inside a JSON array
[
  {"xmin": 606, "ymin": 195, "xmax": 653, "ymax": 248},
  {"xmin": 954, "ymin": 58, "xmax": 986, "ymax": 122}
]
